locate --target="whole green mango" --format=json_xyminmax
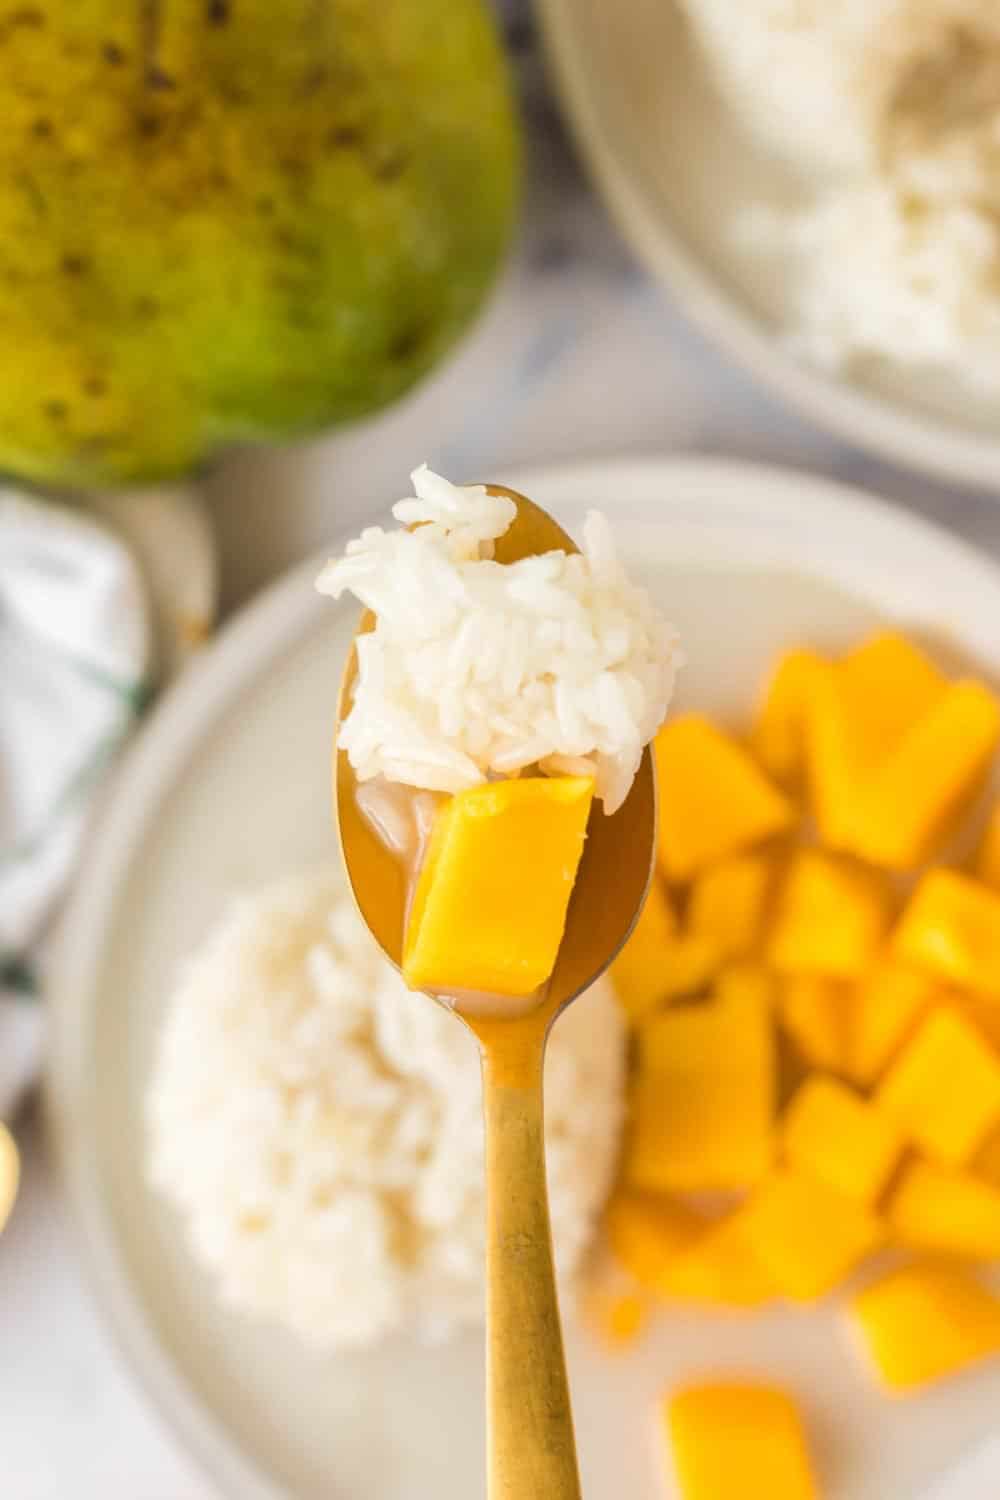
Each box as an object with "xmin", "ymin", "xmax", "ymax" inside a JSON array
[{"xmin": 0, "ymin": 0, "xmax": 518, "ymax": 487}]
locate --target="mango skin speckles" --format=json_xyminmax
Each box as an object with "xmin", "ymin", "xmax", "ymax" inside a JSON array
[{"xmin": 0, "ymin": 1, "xmax": 518, "ymax": 487}]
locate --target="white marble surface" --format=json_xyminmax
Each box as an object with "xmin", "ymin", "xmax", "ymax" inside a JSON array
[{"xmin": 6, "ymin": 7, "xmax": 1000, "ymax": 1498}]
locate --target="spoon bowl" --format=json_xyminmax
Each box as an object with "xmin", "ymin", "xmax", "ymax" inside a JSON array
[
  {"xmin": 335, "ymin": 484, "xmax": 658, "ymax": 1500},
  {"xmin": 336, "ymin": 485, "xmax": 658, "ymax": 1025}
]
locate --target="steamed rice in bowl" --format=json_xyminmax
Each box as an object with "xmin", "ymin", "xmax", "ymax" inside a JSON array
[{"xmin": 146, "ymin": 866, "xmax": 626, "ymax": 1349}]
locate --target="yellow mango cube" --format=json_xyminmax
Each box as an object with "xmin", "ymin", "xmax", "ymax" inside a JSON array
[
  {"xmin": 654, "ymin": 717, "xmax": 794, "ymax": 882},
  {"xmin": 628, "ymin": 992, "xmax": 775, "ymax": 1191},
  {"xmin": 0, "ymin": 1122, "xmax": 18, "ymax": 1235},
  {"xmin": 839, "ymin": 631, "xmax": 948, "ymax": 757},
  {"xmin": 974, "ymin": 1124, "xmax": 1000, "ymax": 1189},
  {"xmin": 769, "ymin": 850, "xmax": 894, "ymax": 979},
  {"xmin": 605, "ymin": 1190, "xmax": 703, "ymax": 1288},
  {"xmin": 739, "ymin": 1169, "xmax": 884, "ymax": 1301},
  {"xmin": 851, "ymin": 681, "xmax": 1000, "ymax": 869},
  {"xmin": 403, "ymin": 776, "xmax": 593, "ymax": 996},
  {"xmin": 975, "ymin": 802, "xmax": 1000, "ymax": 890},
  {"xmin": 783, "ymin": 1076, "xmax": 903, "ymax": 1205},
  {"xmin": 752, "ymin": 647, "xmax": 826, "ymax": 784},
  {"xmin": 888, "ymin": 1159, "xmax": 1000, "ymax": 1258},
  {"xmin": 610, "ymin": 878, "xmax": 679, "ymax": 1022},
  {"xmin": 876, "ymin": 1008, "xmax": 1000, "ymax": 1166},
  {"xmin": 688, "ymin": 851, "xmax": 776, "ymax": 960},
  {"xmin": 847, "ymin": 961, "xmax": 939, "ymax": 1086},
  {"xmin": 779, "ymin": 973, "xmax": 850, "ymax": 1071},
  {"xmin": 667, "ymin": 1383, "xmax": 819, "ymax": 1500},
  {"xmin": 657, "ymin": 1213, "xmax": 778, "ymax": 1308},
  {"xmin": 852, "ymin": 1262, "xmax": 1000, "ymax": 1392},
  {"xmin": 805, "ymin": 633, "xmax": 946, "ymax": 852},
  {"xmin": 895, "ymin": 869, "xmax": 1000, "ymax": 998}
]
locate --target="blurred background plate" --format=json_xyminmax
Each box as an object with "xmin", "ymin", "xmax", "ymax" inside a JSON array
[
  {"xmin": 47, "ymin": 458, "xmax": 1000, "ymax": 1500},
  {"xmin": 538, "ymin": 0, "xmax": 1000, "ymax": 493}
]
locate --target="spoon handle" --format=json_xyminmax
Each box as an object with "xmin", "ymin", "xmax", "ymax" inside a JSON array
[{"xmin": 480, "ymin": 1021, "xmax": 582, "ymax": 1500}]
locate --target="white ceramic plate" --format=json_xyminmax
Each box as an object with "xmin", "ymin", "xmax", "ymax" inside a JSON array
[
  {"xmin": 539, "ymin": 0, "xmax": 1000, "ymax": 492},
  {"xmin": 48, "ymin": 458, "xmax": 1000, "ymax": 1500}
]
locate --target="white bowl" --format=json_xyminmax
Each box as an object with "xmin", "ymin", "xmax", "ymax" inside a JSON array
[
  {"xmin": 47, "ymin": 458, "xmax": 1000, "ymax": 1500},
  {"xmin": 539, "ymin": 0, "xmax": 1000, "ymax": 493}
]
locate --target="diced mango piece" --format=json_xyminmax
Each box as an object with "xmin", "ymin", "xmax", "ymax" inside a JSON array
[
  {"xmin": 779, "ymin": 974, "xmax": 850, "ymax": 1071},
  {"xmin": 657, "ymin": 1213, "xmax": 778, "ymax": 1308},
  {"xmin": 402, "ymin": 776, "xmax": 593, "ymax": 996},
  {"xmin": 847, "ymin": 961, "xmax": 939, "ymax": 1086},
  {"xmin": 688, "ymin": 851, "xmax": 776, "ymax": 960},
  {"xmin": 850, "ymin": 681, "xmax": 1000, "ymax": 869},
  {"xmin": 739, "ymin": 1169, "xmax": 884, "ymax": 1301},
  {"xmin": 783, "ymin": 1076, "xmax": 903, "ymax": 1205},
  {"xmin": 895, "ymin": 869, "xmax": 1000, "ymax": 998},
  {"xmin": 667, "ymin": 1383, "xmax": 819, "ymax": 1500},
  {"xmin": 654, "ymin": 717, "xmax": 794, "ymax": 882},
  {"xmin": 584, "ymin": 1287, "xmax": 649, "ymax": 1348},
  {"xmin": 888, "ymin": 1160, "xmax": 1000, "ymax": 1257},
  {"xmin": 628, "ymin": 991, "xmax": 775, "ymax": 1192},
  {"xmin": 805, "ymin": 634, "xmax": 946, "ymax": 851},
  {"xmin": 769, "ymin": 850, "xmax": 894, "ymax": 979},
  {"xmin": 751, "ymin": 647, "xmax": 826, "ymax": 784},
  {"xmin": 852, "ymin": 1262, "xmax": 1000, "ymax": 1392},
  {"xmin": 0, "ymin": 1122, "xmax": 18, "ymax": 1235},
  {"xmin": 605, "ymin": 1190, "xmax": 703, "ymax": 1288},
  {"xmin": 876, "ymin": 1008, "xmax": 1000, "ymax": 1166},
  {"xmin": 610, "ymin": 878, "xmax": 679, "ymax": 1022},
  {"xmin": 975, "ymin": 802, "xmax": 1000, "ymax": 890},
  {"xmin": 974, "ymin": 1125, "xmax": 1000, "ymax": 1190},
  {"xmin": 946, "ymin": 988, "xmax": 1000, "ymax": 1054},
  {"xmin": 839, "ymin": 632, "xmax": 948, "ymax": 758}
]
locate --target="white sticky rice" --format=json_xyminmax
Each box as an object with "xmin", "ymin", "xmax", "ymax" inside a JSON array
[
  {"xmin": 681, "ymin": 0, "xmax": 1000, "ymax": 397},
  {"xmin": 146, "ymin": 867, "xmax": 626, "ymax": 1350},
  {"xmin": 316, "ymin": 466, "xmax": 679, "ymax": 814}
]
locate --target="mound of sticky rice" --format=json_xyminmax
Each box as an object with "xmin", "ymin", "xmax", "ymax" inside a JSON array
[
  {"xmin": 146, "ymin": 867, "xmax": 626, "ymax": 1350},
  {"xmin": 680, "ymin": 0, "xmax": 1000, "ymax": 396},
  {"xmin": 316, "ymin": 466, "xmax": 679, "ymax": 814}
]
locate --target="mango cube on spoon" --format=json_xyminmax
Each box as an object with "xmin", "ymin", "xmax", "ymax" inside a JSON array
[{"xmin": 403, "ymin": 776, "xmax": 595, "ymax": 996}]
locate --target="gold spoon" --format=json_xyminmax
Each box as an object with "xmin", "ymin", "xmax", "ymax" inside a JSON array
[{"xmin": 335, "ymin": 486, "xmax": 657, "ymax": 1500}]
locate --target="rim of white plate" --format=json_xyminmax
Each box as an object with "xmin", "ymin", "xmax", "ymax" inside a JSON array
[
  {"xmin": 45, "ymin": 456, "xmax": 1000, "ymax": 1500},
  {"xmin": 538, "ymin": 0, "xmax": 1000, "ymax": 494}
]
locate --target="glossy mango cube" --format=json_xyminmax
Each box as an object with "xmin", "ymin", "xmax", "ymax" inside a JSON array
[
  {"xmin": 667, "ymin": 1383, "xmax": 819, "ymax": 1500},
  {"xmin": 805, "ymin": 634, "xmax": 946, "ymax": 851},
  {"xmin": 627, "ymin": 992, "xmax": 775, "ymax": 1192},
  {"xmin": 851, "ymin": 681, "xmax": 1000, "ymax": 869},
  {"xmin": 739, "ymin": 1169, "xmax": 884, "ymax": 1301},
  {"xmin": 403, "ymin": 776, "xmax": 593, "ymax": 996},
  {"xmin": 852, "ymin": 1262, "xmax": 1000, "ymax": 1392},
  {"xmin": 610, "ymin": 878, "xmax": 680, "ymax": 1022},
  {"xmin": 975, "ymin": 802, "xmax": 1000, "ymax": 890},
  {"xmin": 584, "ymin": 1289, "xmax": 648, "ymax": 1348},
  {"xmin": 605, "ymin": 1190, "xmax": 703, "ymax": 1289},
  {"xmin": 974, "ymin": 1125, "xmax": 1000, "ymax": 1190},
  {"xmin": 769, "ymin": 850, "xmax": 894, "ymax": 979},
  {"xmin": 688, "ymin": 851, "xmax": 776, "ymax": 960},
  {"xmin": 847, "ymin": 961, "xmax": 939, "ymax": 1086},
  {"xmin": 876, "ymin": 1008, "xmax": 1000, "ymax": 1166},
  {"xmin": 839, "ymin": 632, "xmax": 948, "ymax": 758},
  {"xmin": 752, "ymin": 647, "xmax": 826, "ymax": 784},
  {"xmin": 779, "ymin": 973, "xmax": 850, "ymax": 1072},
  {"xmin": 783, "ymin": 1076, "xmax": 903, "ymax": 1205},
  {"xmin": 657, "ymin": 1212, "xmax": 778, "ymax": 1308},
  {"xmin": 894, "ymin": 869, "xmax": 1000, "ymax": 998},
  {"xmin": 654, "ymin": 717, "xmax": 794, "ymax": 882},
  {"xmin": 888, "ymin": 1160, "xmax": 1000, "ymax": 1258}
]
